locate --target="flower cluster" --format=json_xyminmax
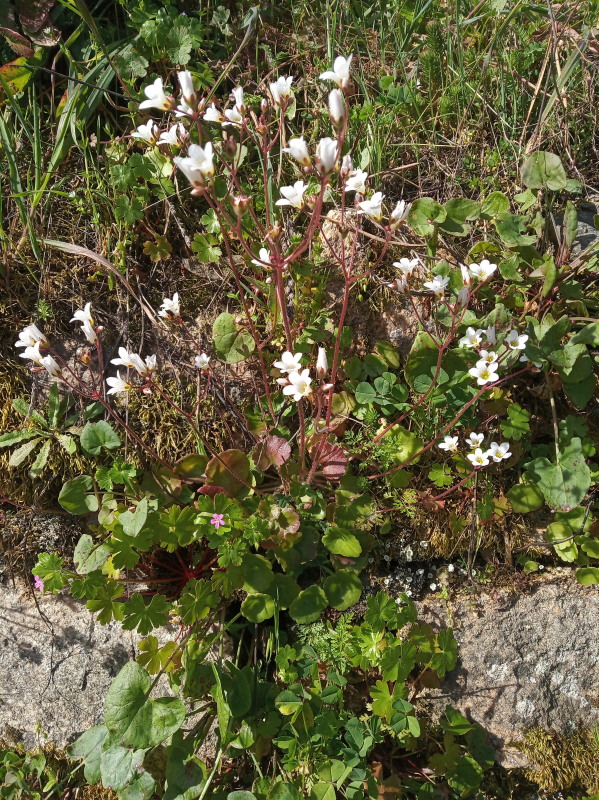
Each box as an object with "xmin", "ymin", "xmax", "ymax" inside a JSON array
[
  {"xmin": 439, "ymin": 431, "xmax": 512, "ymax": 467},
  {"xmin": 458, "ymin": 324, "xmax": 529, "ymax": 387},
  {"xmin": 273, "ymin": 348, "xmax": 330, "ymax": 402}
]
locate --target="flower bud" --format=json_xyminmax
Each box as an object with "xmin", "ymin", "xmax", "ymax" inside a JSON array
[
  {"xmin": 261, "ymin": 98, "xmax": 269, "ymax": 114},
  {"xmin": 328, "ymin": 89, "xmax": 345, "ymax": 126},
  {"xmin": 224, "ymin": 136, "xmax": 237, "ymax": 156},
  {"xmin": 232, "ymin": 194, "xmax": 251, "ymax": 216},
  {"xmin": 316, "ymin": 347, "xmax": 328, "ymax": 379}
]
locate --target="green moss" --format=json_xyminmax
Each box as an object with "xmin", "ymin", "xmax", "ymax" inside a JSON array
[{"xmin": 517, "ymin": 726, "xmax": 599, "ymax": 794}]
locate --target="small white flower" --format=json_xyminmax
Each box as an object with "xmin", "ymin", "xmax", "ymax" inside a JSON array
[
  {"xmin": 174, "ymin": 142, "xmax": 214, "ymax": 190},
  {"xmin": 357, "ymin": 191, "xmax": 384, "ymax": 221},
  {"xmin": 144, "ymin": 355, "xmax": 157, "ymax": 374},
  {"xmin": 251, "ymin": 247, "xmax": 272, "ymax": 268},
  {"xmin": 319, "ymin": 55, "xmax": 353, "ymax": 89},
  {"xmin": 15, "ymin": 324, "xmax": 47, "ymax": 349},
  {"xmin": 341, "ymin": 154, "xmax": 353, "ymax": 175},
  {"xmin": 316, "ymin": 347, "xmax": 328, "ymax": 379},
  {"xmin": 40, "ymin": 355, "xmax": 62, "ymax": 378},
  {"xmin": 158, "ymin": 293, "xmax": 180, "ymax": 319},
  {"xmin": 223, "ymin": 107, "xmax": 243, "ymax": 127},
  {"xmin": 469, "ymin": 259, "xmax": 497, "ymax": 281},
  {"xmin": 139, "ymin": 78, "xmax": 172, "ymax": 111},
  {"xmin": 195, "ymin": 353, "xmax": 210, "ymax": 369},
  {"xmin": 283, "ymin": 137, "xmax": 311, "ymax": 167},
  {"xmin": 328, "ymin": 88, "xmax": 345, "ymax": 125},
  {"xmin": 487, "ymin": 441, "xmax": 512, "ymax": 462},
  {"xmin": 345, "ymin": 170, "xmax": 368, "ymax": 193},
  {"xmin": 466, "ymin": 432, "xmax": 484, "ymax": 448},
  {"xmin": 158, "ymin": 123, "xmax": 185, "ymax": 146},
  {"xmin": 282, "ymin": 369, "xmax": 312, "ymax": 401},
  {"xmin": 270, "ymin": 76, "xmax": 294, "ymax": 106},
  {"xmin": 423, "ymin": 275, "xmax": 450, "ymax": 298},
  {"xmin": 393, "ymin": 258, "xmax": 418, "ymax": 277},
  {"xmin": 174, "ymin": 98, "xmax": 195, "ymax": 118},
  {"xmin": 276, "ymin": 180, "xmax": 307, "ymax": 209},
  {"xmin": 486, "ymin": 326, "xmax": 497, "ymax": 346},
  {"xmin": 457, "ymin": 287, "xmax": 469, "ymax": 307},
  {"xmin": 389, "ymin": 276, "xmax": 409, "ymax": 293},
  {"xmin": 316, "ymin": 137, "xmax": 338, "ymax": 174},
  {"xmin": 132, "ymin": 121, "xmax": 159, "ymax": 143},
  {"xmin": 459, "ymin": 327, "xmax": 485, "ymax": 348},
  {"xmin": 273, "ymin": 351, "xmax": 303, "ymax": 373},
  {"xmin": 478, "ymin": 350, "xmax": 498, "ymax": 365},
  {"xmin": 80, "ymin": 320, "xmax": 98, "ymax": 345},
  {"xmin": 177, "ymin": 70, "xmax": 196, "ymax": 104},
  {"xmin": 111, "ymin": 347, "xmax": 146, "ymax": 375},
  {"xmin": 430, "ymin": 583, "xmax": 437, "ymax": 591},
  {"xmin": 19, "ymin": 341, "xmax": 44, "ymax": 366},
  {"xmin": 504, "ymin": 330, "xmax": 528, "ymax": 350},
  {"xmin": 447, "ymin": 564, "xmax": 455, "ymax": 573},
  {"xmin": 203, "ymin": 103, "xmax": 225, "ymax": 123},
  {"xmin": 232, "ymin": 86, "xmax": 245, "ymax": 111},
  {"xmin": 71, "ymin": 303, "xmax": 97, "ymax": 344},
  {"xmin": 439, "ymin": 435, "xmax": 459, "ymax": 453},
  {"xmin": 468, "ymin": 360, "xmax": 499, "ymax": 386},
  {"xmin": 390, "ymin": 200, "xmax": 411, "ymax": 225},
  {"xmin": 467, "ymin": 448, "xmax": 490, "ymax": 467},
  {"xmin": 106, "ymin": 372, "xmax": 132, "ymax": 395},
  {"xmin": 460, "ymin": 264, "xmax": 471, "ymax": 287}
]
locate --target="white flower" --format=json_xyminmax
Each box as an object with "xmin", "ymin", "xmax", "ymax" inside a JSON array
[
  {"xmin": 316, "ymin": 137, "xmax": 338, "ymax": 174},
  {"xmin": 389, "ymin": 276, "xmax": 408, "ymax": 293},
  {"xmin": 19, "ymin": 341, "xmax": 44, "ymax": 366},
  {"xmin": 487, "ymin": 441, "xmax": 512, "ymax": 462},
  {"xmin": 174, "ymin": 142, "xmax": 214, "ymax": 190},
  {"xmin": 223, "ymin": 107, "xmax": 243, "ymax": 127},
  {"xmin": 478, "ymin": 350, "xmax": 497, "ymax": 365},
  {"xmin": 139, "ymin": 78, "xmax": 172, "ymax": 111},
  {"xmin": 132, "ymin": 121, "xmax": 159, "ymax": 143},
  {"xmin": 390, "ymin": 200, "xmax": 411, "ymax": 225},
  {"xmin": 282, "ymin": 369, "xmax": 312, "ymax": 401},
  {"xmin": 469, "ymin": 259, "xmax": 497, "ymax": 281},
  {"xmin": 40, "ymin": 355, "xmax": 62, "ymax": 378},
  {"xmin": 468, "ymin": 360, "xmax": 499, "ymax": 386},
  {"xmin": 459, "ymin": 327, "xmax": 485, "ymax": 348},
  {"xmin": 457, "ymin": 287, "xmax": 469, "ymax": 307},
  {"xmin": 345, "ymin": 170, "xmax": 368, "ymax": 193},
  {"xmin": 111, "ymin": 347, "xmax": 146, "ymax": 375},
  {"xmin": 319, "ymin": 55, "xmax": 353, "ymax": 89},
  {"xmin": 203, "ymin": 103, "xmax": 225, "ymax": 124},
  {"xmin": 270, "ymin": 76, "xmax": 294, "ymax": 106},
  {"xmin": 174, "ymin": 98, "xmax": 195, "ymax": 118},
  {"xmin": 276, "ymin": 180, "xmax": 307, "ymax": 209},
  {"xmin": 71, "ymin": 303, "xmax": 97, "ymax": 344},
  {"xmin": 273, "ymin": 351, "xmax": 303, "ymax": 373},
  {"xmin": 486, "ymin": 326, "xmax": 497, "ymax": 346},
  {"xmin": 144, "ymin": 354, "xmax": 157, "ymax": 374},
  {"xmin": 232, "ymin": 86, "xmax": 245, "ymax": 111},
  {"xmin": 460, "ymin": 264, "xmax": 471, "ymax": 287},
  {"xmin": 467, "ymin": 448, "xmax": 490, "ymax": 467},
  {"xmin": 393, "ymin": 257, "xmax": 418, "ymax": 277},
  {"xmin": 439, "ymin": 435, "xmax": 459, "ymax": 453},
  {"xmin": 504, "ymin": 330, "xmax": 528, "ymax": 350},
  {"xmin": 251, "ymin": 247, "xmax": 272, "ymax": 268},
  {"xmin": 158, "ymin": 123, "xmax": 184, "ymax": 146},
  {"xmin": 328, "ymin": 89, "xmax": 345, "ymax": 125},
  {"xmin": 357, "ymin": 191, "xmax": 384, "ymax": 221},
  {"xmin": 430, "ymin": 583, "xmax": 437, "ymax": 591},
  {"xmin": 316, "ymin": 347, "xmax": 328, "ymax": 379},
  {"xmin": 466, "ymin": 432, "xmax": 484, "ymax": 448},
  {"xmin": 423, "ymin": 275, "xmax": 450, "ymax": 298},
  {"xmin": 447, "ymin": 564, "xmax": 455, "ymax": 573},
  {"xmin": 283, "ymin": 137, "xmax": 311, "ymax": 167},
  {"xmin": 177, "ymin": 70, "xmax": 196, "ymax": 104},
  {"xmin": 158, "ymin": 293, "xmax": 180, "ymax": 319},
  {"xmin": 15, "ymin": 324, "xmax": 47, "ymax": 349},
  {"xmin": 341, "ymin": 154, "xmax": 353, "ymax": 175},
  {"xmin": 106, "ymin": 372, "xmax": 132, "ymax": 395},
  {"xmin": 195, "ymin": 353, "xmax": 210, "ymax": 369}
]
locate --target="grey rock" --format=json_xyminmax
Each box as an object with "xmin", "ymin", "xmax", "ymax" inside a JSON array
[
  {"xmin": 418, "ymin": 578, "xmax": 599, "ymax": 768},
  {"xmin": 0, "ymin": 583, "xmax": 177, "ymax": 750}
]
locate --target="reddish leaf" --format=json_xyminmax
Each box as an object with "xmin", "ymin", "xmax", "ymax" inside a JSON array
[
  {"xmin": 198, "ymin": 485, "xmax": 230, "ymax": 498},
  {"xmin": 318, "ymin": 441, "xmax": 348, "ymax": 481},
  {"xmin": 19, "ymin": 0, "xmax": 56, "ymax": 34},
  {"xmin": 205, "ymin": 449, "xmax": 250, "ymax": 497},
  {"xmin": 253, "ymin": 435, "xmax": 291, "ymax": 471},
  {"xmin": 0, "ymin": 26, "xmax": 34, "ymax": 57}
]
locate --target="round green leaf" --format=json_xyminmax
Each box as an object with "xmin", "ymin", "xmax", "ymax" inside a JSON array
[
  {"xmin": 59, "ymin": 475, "xmax": 99, "ymax": 514},
  {"xmin": 241, "ymin": 553, "xmax": 274, "ymax": 593},
  {"xmin": 323, "ymin": 570, "xmax": 363, "ymax": 611},
  {"xmin": 322, "ymin": 527, "xmax": 362, "ymax": 558},
  {"xmin": 80, "ymin": 421, "xmax": 121, "ymax": 455},
  {"xmin": 576, "ymin": 567, "xmax": 599, "ymax": 585},
  {"xmin": 74, "ymin": 534, "xmax": 111, "ymax": 574},
  {"xmin": 506, "ymin": 483, "xmax": 544, "ymax": 513},
  {"xmin": 241, "ymin": 593, "xmax": 275, "ymax": 622},
  {"xmin": 205, "ymin": 449, "xmax": 250, "ymax": 496},
  {"xmin": 521, "ymin": 151, "xmax": 567, "ymax": 191},
  {"xmin": 289, "ymin": 585, "xmax": 328, "ymax": 624},
  {"xmin": 265, "ymin": 573, "xmax": 300, "ymax": 609}
]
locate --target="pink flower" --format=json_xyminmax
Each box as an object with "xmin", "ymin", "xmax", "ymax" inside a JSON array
[
  {"xmin": 210, "ymin": 513, "xmax": 225, "ymax": 530},
  {"xmin": 34, "ymin": 575, "xmax": 44, "ymax": 592}
]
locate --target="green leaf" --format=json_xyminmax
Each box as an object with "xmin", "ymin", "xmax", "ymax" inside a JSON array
[
  {"xmin": 500, "ymin": 403, "xmax": 530, "ymax": 441},
  {"xmin": 289, "ymin": 585, "xmax": 328, "ymax": 624},
  {"xmin": 137, "ymin": 636, "xmax": 179, "ymax": 675},
  {"xmin": 8, "ymin": 436, "xmax": 43, "ymax": 467},
  {"xmin": 440, "ymin": 705, "xmax": 475, "ymax": 735},
  {"xmin": 323, "ymin": 570, "xmax": 363, "ymax": 611},
  {"xmin": 86, "ymin": 581, "xmax": 125, "ymax": 624},
  {"xmin": 177, "ymin": 579, "xmax": 219, "ymax": 625},
  {"xmin": 407, "ymin": 197, "xmax": 446, "ymax": 237},
  {"xmin": 228, "ymin": 793, "xmax": 257, "ymax": 800},
  {"xmin": 370, "ymin": 680, "xmax": 406, "ymax": 721},
  {"xmin": 120, "ymin": 498, "xmax": 149, "ymax": 537},
  {"xmin": 69, "ymin": 725, "xmax": 110, "ymax": 785},
  {"xmin": 241, "ymin": 592, "xmax": 275, "ymax": 622},
  {"xmin": 191, "ymin": 232, "xmax": 221, "ymax": 262},
  {"xmin": 354, "ymin": 382, "xmax": 377, "ymax": 405},
  {"xmin": 59, "ymin": 475, "xmax": 99, "ymax": 514},
  {"xmin": 212, "ymin": 313, "xmax": 256, "ymax": 364},
  {"xmin": 163, "ymin": 730, "xmax": 207, "ymax": 800},
  {"xmin": 173, "ymin": 453, "xmax": 208, "ymax": 481},
  {"xmin": 74, "ymin": 534, "xmax": 111, "ymax": 574},
  {"xmin": 506, "ymin": 483, "xmax": 545, "ymax": 513},
  {"xmin": 480, "ymin": 191, "xmax": 509, "ymax": 218},
  {"xmin": 100, "ymin": 746, "xmax": 143, "ymax": 791},
  {"xmin": 0, "ymin": 429, "xmax": 41, "ymax": 448},
  {"xmin": 571, "ymin": 322, "xmax": 599, "ymax": 347},
  {"xmin": 241, "ymin": 553, "xmax": 274, "ymax": 593},
  {"xmin": 104, "ymin": 662, "xmax": 186, "ymax": 748},
  {"xmin": 563, "ymin": 374, "xmax": 596, "ymax": 410},
  {"xmin": 322, "ymin": 526, "xmax": 362, "ymax": 557},
  {"xmin": 526, "ymin": 438, "xmax": 591, "ymax": 511},
  {"xmin": 80, "ymin": 421, "xmax": 121, "ymax": 455},
  {"xmin": 431, "ymin": 628, "xmax": 458, "ymax": 677},
  {"xmin": 33, "ymin": 552, "xmax": 68, "ymax": 593},
  {"xmin": 428, "ymin": 463, "xmax": 454, "ymax": 487},
  {"xmin": 29, "ymin": 438, "xmax": 51, "ymax": 478},
  {"xmin": 205, "ymin": 449, "xmax": 251, "ymax": 496},
  {"xmin": 576, "ymin": 567, "xmax": 599, "ymax": 585},
  {"xmin": 264, "ymin": 573, "xmax": 300, "ymax": 609},
  {"xmin": 521, "ymin": 151, "xmax": 567, "ymax": 191},
  {"xmin": 545, "ymin": 521, "xmax": 578, "ymax": 562},
  {"xmin": 495, "ymin": 213, "xmax": 536, "ymax": 246},
  {"xmin": 122, "ymin": 594, "xmax": 170, "ymax": 635}
]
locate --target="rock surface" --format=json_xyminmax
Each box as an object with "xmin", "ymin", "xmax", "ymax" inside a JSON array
[
  {"xmin": 0, "ymin": 582, "xmax": 177, "ymax": 750},
  {"xmin": 419, "ymin": 577, "xmax": 599, "ymax": 767}
]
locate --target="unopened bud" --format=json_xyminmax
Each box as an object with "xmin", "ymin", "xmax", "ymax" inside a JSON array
[
  {"xmin": 224, "ymin": 136, "xmax": 237, "ymax": 156},
  {"xmin": 232, "ymin": 194, "xmax": 251, "ymax": 216},
  {"xmin": 261, "ymin": 98, "xmax": 269, "ymax": 114},
  {"xmin": 316, "ymin": 347, "xmax": 328, "ymax": 379}
]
